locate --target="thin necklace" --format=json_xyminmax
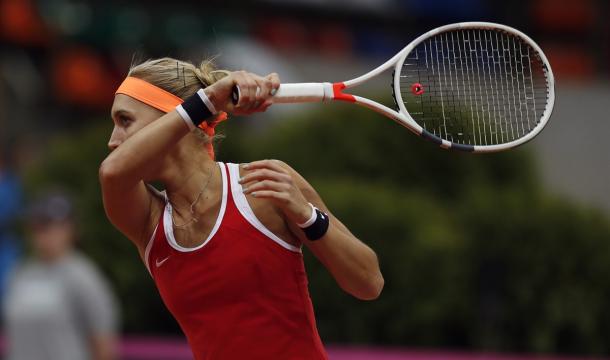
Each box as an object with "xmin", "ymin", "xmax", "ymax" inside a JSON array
[{"xmin": 168, "ymin": 166, "xmax": 214, "ymax": 229}]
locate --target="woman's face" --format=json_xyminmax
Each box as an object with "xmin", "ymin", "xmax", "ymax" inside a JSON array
[{"xmin": 108, "ymin": 94, "xmax": 165, "ymax": 151}]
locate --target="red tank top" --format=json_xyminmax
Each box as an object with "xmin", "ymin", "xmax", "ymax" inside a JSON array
[{"xmin": 144, "ymin": 162, "xmax": 328, "ymax": 360}]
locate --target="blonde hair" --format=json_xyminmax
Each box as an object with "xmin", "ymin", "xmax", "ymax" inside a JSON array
[{"xmin": 128, "ymin": 57, "xmax": 228, "ymax": 144}]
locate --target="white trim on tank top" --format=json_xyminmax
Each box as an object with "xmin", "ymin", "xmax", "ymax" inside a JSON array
[
  {"xmin": 162, "ymin": 162, "xmax": 228, "ymax": 252},
  {"xmin": 144, "ymin": 222, "xmax": 159, "ymax": 275},
  {"xmin": 227, "ymin": 163, "xmax": 301, "ymax": 253}
]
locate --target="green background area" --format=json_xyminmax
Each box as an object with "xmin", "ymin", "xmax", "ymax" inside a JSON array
[{"xmin": 24, "ymin": 104, "xmax": 610, "ymax": 355}]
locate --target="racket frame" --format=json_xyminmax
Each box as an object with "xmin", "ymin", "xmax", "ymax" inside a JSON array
[{"xmin": 271, "ymin": 22, "xmax": 555, "ymax": 153}]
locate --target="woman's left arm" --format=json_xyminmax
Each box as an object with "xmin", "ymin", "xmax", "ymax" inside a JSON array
[{"xmin": 240, "ymin": 159, "xmax": 384, "ymax": 300}]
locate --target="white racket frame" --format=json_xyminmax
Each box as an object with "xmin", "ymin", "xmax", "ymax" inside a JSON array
[{"xmin": 271, "ymin": 22, "xmax": 555, "ymax": 153}]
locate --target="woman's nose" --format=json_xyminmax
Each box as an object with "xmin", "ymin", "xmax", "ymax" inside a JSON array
[{"xmin": 107, "ymin": 128, "xmax": 122, "ymax": 151}]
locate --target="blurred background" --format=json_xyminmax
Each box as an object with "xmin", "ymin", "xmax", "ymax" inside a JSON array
[{"xmin": 1, "ymin": 0, "xmax": 609, "ymax": 359}]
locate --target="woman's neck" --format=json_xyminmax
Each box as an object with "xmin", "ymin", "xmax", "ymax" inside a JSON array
[{"xmin": 157, "ymin": 141, "xmax": 218, "ymax": 212}]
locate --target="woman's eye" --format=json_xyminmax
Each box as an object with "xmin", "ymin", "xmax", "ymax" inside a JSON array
[{"xmin": 119, "ymin": 116, "xmax": 132, "ymax": 126}]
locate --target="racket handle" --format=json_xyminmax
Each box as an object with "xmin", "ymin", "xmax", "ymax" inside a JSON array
[
  {"xmin": 273, "ymin": 83, "xmax": 332, "ymax": 103},
  {"xmin": 230, "ymin": 83, "xmax": 332, "ymax": 105}
]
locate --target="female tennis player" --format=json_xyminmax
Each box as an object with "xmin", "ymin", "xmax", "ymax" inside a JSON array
[{"xmin": 99, "ymin": 57, "xmax": 384, "ymax": 360}]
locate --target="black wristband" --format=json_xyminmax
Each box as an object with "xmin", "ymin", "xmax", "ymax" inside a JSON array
[
  {"xmin": 176, "ymin": 89, "xmax": 215, "ymax": 129},
  {"xmin": 303, "ymin": 207, "xmax": 330, "ymax": 241}
]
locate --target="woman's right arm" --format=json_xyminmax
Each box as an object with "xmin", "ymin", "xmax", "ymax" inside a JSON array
[
  {"xmin": 99, "ymin": 71, "xmax": 278, "ymax": 249},
  {"xmin": 99, "ymin": 109, "xmax": 192, "ymax": 249}
]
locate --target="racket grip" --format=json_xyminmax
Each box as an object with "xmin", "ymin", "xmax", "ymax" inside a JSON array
[
  {"xmin": 273, "ymin": 83, "xmax": 332, "ymax": 103},
  {"xmin": 231, "ymin": 83, "xmax": 332, "ymax": 105}
]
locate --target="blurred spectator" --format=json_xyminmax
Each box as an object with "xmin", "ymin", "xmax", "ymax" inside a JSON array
[
  {"xmin": 0, "ymin": 146, "xmax": 22, "ymax": 303},
  {"xmin": 3, "ymin": 191, "xmax": 119, "ymax": 360}
]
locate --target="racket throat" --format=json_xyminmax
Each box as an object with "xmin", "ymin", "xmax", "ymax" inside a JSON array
[{"xmin": 331, "ymin": 82, "xmax": 356, "ymax": 103}]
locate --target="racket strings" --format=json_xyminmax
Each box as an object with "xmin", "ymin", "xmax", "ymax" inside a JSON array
[{"xmin": 400, "ymin": 28, "xmax": 550, "ymax": 146}]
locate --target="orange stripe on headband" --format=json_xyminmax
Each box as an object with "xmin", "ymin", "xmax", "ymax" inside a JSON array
[
  {"xmin": 115, "ymin": 76, "xmax": 227, "ymax": 160},
  {"xmin": 115, "ymin": 76, "xmax": 183, "ymax": 113}
]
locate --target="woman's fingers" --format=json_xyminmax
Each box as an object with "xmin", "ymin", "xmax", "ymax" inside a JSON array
[
  {"xmin": 234, "ymin": 72, "xmax": 258, "ymax": 110},
  {"xmin": 231, "ymin": 72, "xmax": 280, "ymax": 114},
  {"xmin": 239, "ymin": 164, "xmax": 293, "ymax": 197},
  {"xmin": 267, "ymin": 73, "xmax": 280, "ymax": 95},
  {"xmin": 242, "ymin": 179, "xmax": 290, "ymax": 195},
  {"xmin": 239, "ymin": 169, "xmax": 291, "ymax": 186},
  {"xmin": 255, "ymin": 78, "xmax": 271, "ymax": 106},
  {"xmin": 239, "ymin": 160, "xmax": 293, "ymax": 199},
  {"xmin": 207, "ymin": 71, "xmax": 279, "ymax": 114},
  {"xmin": 243, "ymin": 190, "xmax": 290, "ymax": 203},
  {"xmin": 242, "ymin": 159, "xmax": 288, "ymax": 174},
  {"xmin": 254, "ymin": 100, "xmax": 273, "ymax": 113},
  {"xmin": 247, "ymin": 190, "xmax": 290, "ymax": 201},
  {"xmin": 239, "ymin": 159, "xmax": 311, "ymax": 224}
]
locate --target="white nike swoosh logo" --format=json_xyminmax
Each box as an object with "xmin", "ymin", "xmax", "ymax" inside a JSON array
[{"xmin": 155, "ymin": 256, "xmax": 170, "ymax": 268}]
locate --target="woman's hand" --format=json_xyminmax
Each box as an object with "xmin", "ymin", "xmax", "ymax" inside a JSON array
[
  {"xmin": 205, "ymin": 71, "xmax": 280, "ymax": 115},
  {"xmin": 240, "ymin": 159, "xmax": 384, "ymax": 300},
  {"xmin": 239, "ymin": 160, "xmax": 312, "ymax": 225}
]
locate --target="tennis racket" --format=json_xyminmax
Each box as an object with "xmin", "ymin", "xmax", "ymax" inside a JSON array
[{"xmin": 233, "ymin": 22, "xmax": 555, "ymax": 153}]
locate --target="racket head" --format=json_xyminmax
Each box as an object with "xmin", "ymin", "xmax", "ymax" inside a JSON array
[{"xmin": 393, "ymin": 22, "xmax": 555, "ymax": 153}]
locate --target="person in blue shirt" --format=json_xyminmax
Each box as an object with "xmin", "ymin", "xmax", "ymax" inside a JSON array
[{"xmin": 0, "ymin": 146, "xmax": 22, "ymax": 303}]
